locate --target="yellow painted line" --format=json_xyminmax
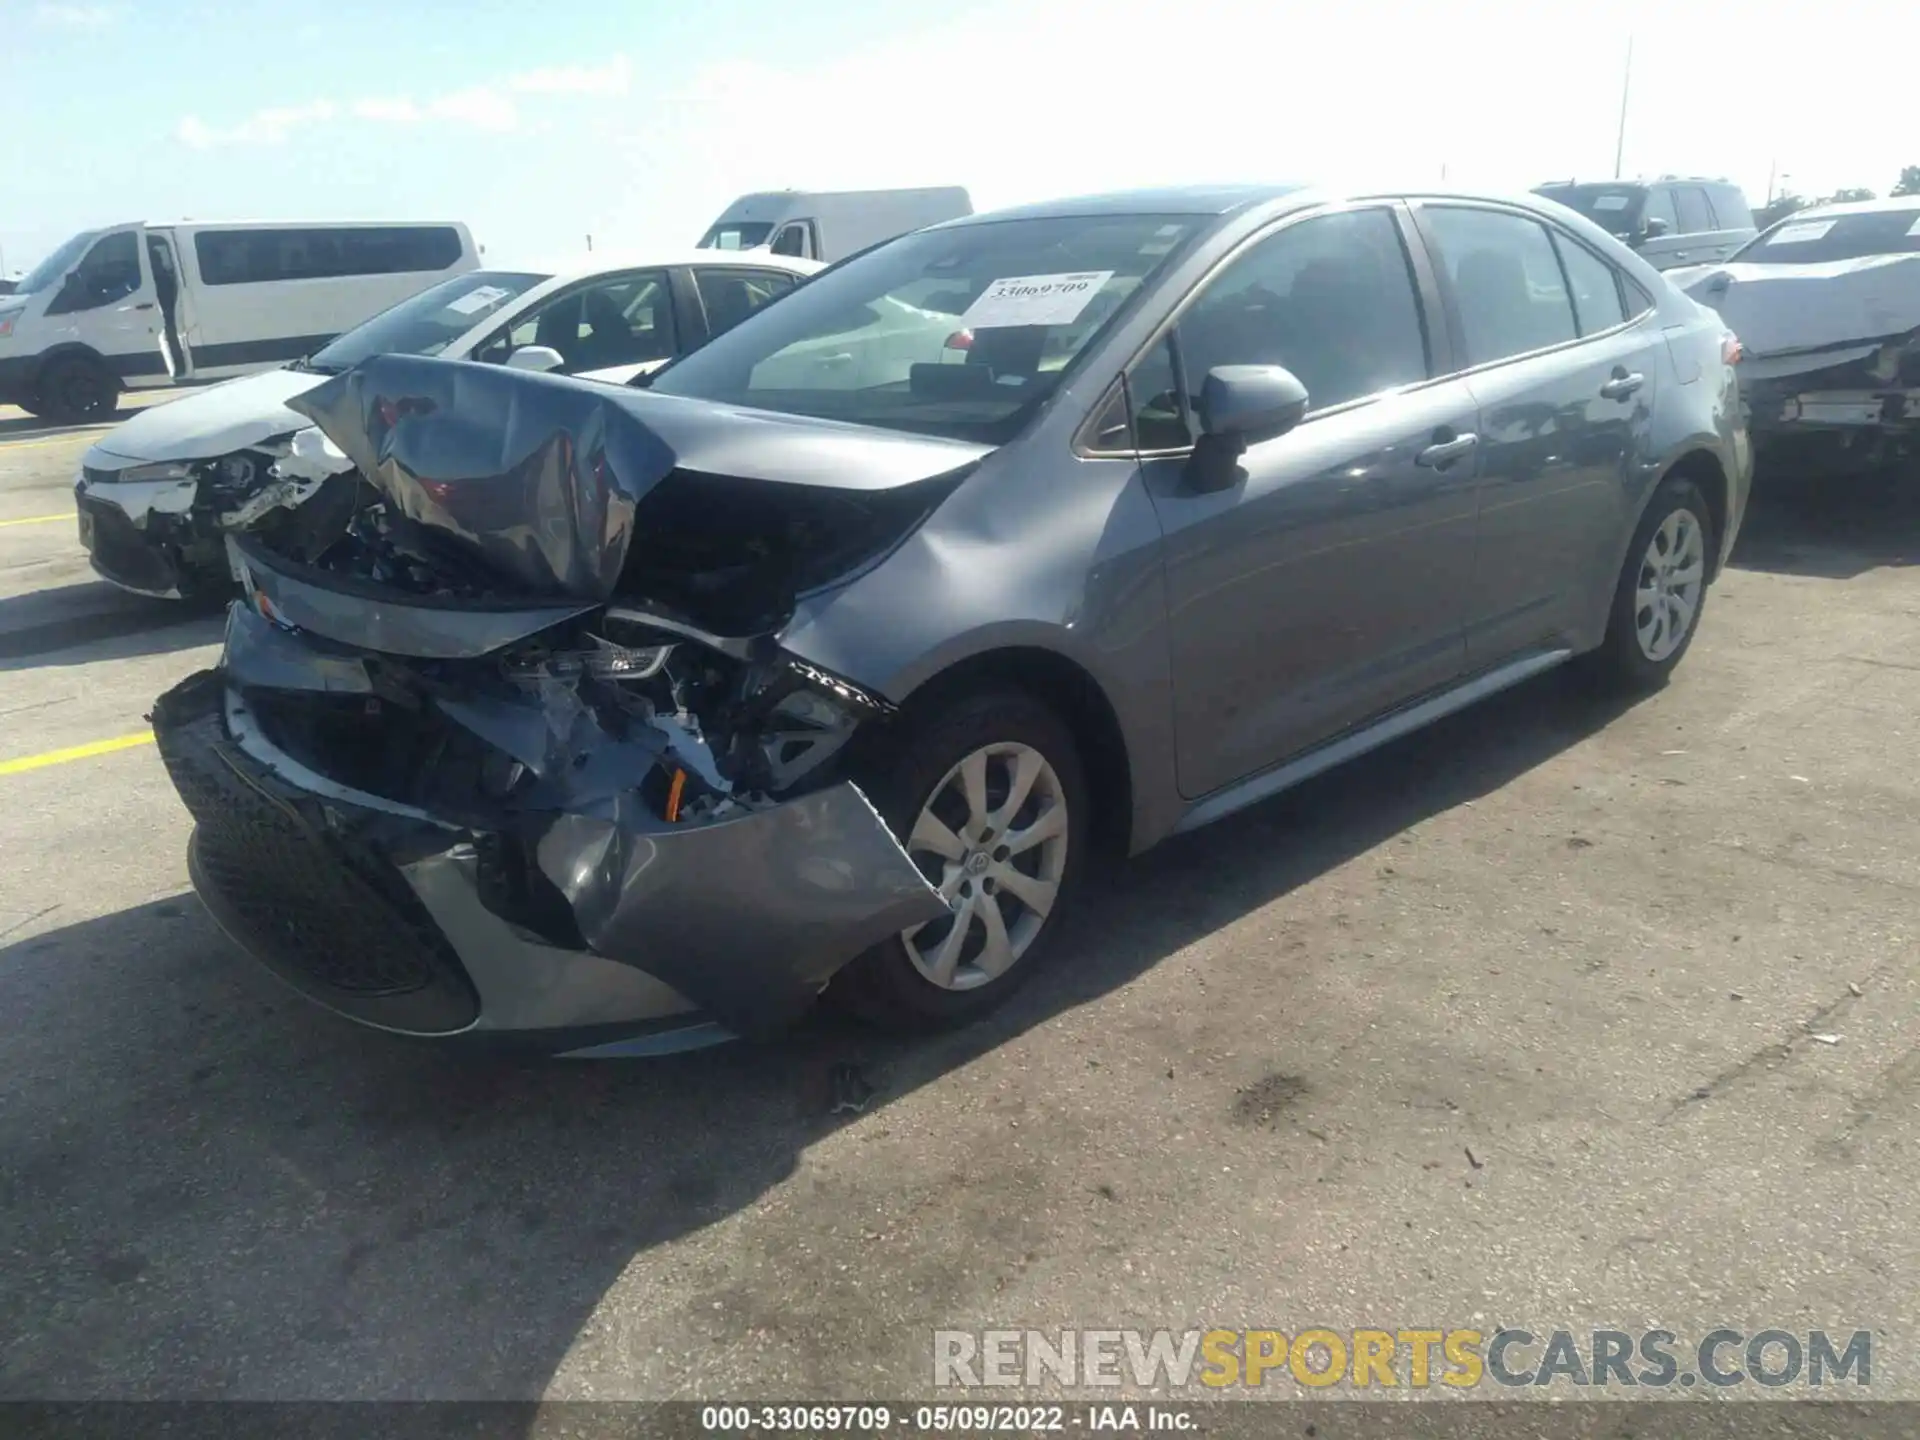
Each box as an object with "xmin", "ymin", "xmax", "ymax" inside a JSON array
[
  {"xmin": 0, "ymin": 434, "xmax": 101, "ymax": 451},
  {"xmin": 0, "ymin": 731, "xmax": 154, "ymax": 776},
  {"xmin": 0, "ymin": 513, "xmax": 72, "ymax": 528}
]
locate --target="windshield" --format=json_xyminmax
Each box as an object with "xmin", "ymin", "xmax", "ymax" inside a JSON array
[
  {"xmin": 1536, "ymin": 185, "xmax": 1645, "ymax": 238},
  {"xmin": 16, "ymin": 230, "xmax": 99, "ymax": 295},
  {"xmin": 1732, "ymin": 208, "xmax": 1920, "ymax": 264},
  {"xmin": 700, "ymin": 222, "xmax": 776, "ymax": 251},
  {"xmin": 652, "ymin": 212, "xmax": 1206, "ymax": 443},
  {"xmin": 305, "ymin": 270, "xmax": 548, "ymax": 372}
]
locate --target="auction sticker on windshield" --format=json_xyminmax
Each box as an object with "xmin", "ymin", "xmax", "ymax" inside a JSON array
[
  {"xmin": 961, "ymin": 271, "xmax": 1115, "ymax": 329},
  {"xmin": 447, "ymin": 285, "xmax": 513, "ymax": 315},
  {"xmin": 1771, "ymin": 220, "xmax": 1836, "ymax": 244}
]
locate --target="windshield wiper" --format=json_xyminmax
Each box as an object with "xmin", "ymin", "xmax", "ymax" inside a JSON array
[{"xmin": 287, "ymin": 354, "xmax": 344, "ymax": 376}]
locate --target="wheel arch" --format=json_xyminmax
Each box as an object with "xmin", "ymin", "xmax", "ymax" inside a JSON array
[
  {"xmin": 892, "ymin": 644, "xmax": 1136, "ymax": 863},
  {"xmin": 1655, "ymin": 446, "xmax": 1731, "ymax": 580}
]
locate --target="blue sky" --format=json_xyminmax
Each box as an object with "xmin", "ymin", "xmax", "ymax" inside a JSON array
[{"xmin": 5, "ymin": 0, "xmax": 1914, "ymax": 277}]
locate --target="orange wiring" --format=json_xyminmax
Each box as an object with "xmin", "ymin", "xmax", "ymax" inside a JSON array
[{"xmin": 665, "ymin": 768, "xmax": 687, "ymax": 822}]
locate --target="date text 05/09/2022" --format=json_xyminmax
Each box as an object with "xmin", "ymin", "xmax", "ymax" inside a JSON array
[{"xmin": 700, "ymin": 1403, "xmax": 1195, "ymax": 1432}]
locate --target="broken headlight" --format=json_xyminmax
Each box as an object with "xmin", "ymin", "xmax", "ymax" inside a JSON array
[{"xmin": 501, "ymin": 636, "xmax": 676, "ymax": 684}]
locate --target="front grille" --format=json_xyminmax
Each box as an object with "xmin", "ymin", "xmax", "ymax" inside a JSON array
[{"xmin": 153, "ymin": 675, "xmax": 479, "ymax": 1029}]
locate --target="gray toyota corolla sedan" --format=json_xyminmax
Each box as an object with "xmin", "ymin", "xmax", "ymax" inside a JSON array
[{"xmin": 151, "ymin": 184, "xmax": 1749, "ymax": 1056}]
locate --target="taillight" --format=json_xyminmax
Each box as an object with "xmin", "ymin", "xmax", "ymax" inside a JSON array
[
  {"xmin": 1721, "ymin": 332, "xmax": 1743, "ymax": 365},
  {"xmin": 944, "ymin": 329, "xmax": 973, "ymax": 351}
]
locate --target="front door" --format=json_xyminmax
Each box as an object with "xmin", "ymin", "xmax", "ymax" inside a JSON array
[
  {"xmin": 1136, "ymin": 204, "xmax": 1481, "ymax": 800},
  {"xmin": 41, "ymin": 226, "xmax": 163, "ymax": 383},
  {"xmin": 1411, "ymin": 202, "xmax": 1666, "ymax": 664}
]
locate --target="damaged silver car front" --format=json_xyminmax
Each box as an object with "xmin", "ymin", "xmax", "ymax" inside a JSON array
[{"xmin": 151, "ymin": 353, "xmax": 985, "ymax": 1050}]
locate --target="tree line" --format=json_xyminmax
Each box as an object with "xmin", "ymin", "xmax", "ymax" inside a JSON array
[{"xmin": 1754, "ymin": 163, "xmax": 1920, "ymax": 229}]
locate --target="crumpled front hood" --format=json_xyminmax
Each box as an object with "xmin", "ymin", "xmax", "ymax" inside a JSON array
[
  {"xmin": 85, "ymin": 366, "xmax": 328, "ymax": 468},
  {"xmin": 1672, "ymin": 253, "xmax": 1920, "ymax": 359},
  {"xmin": 287, "ymin": 353, "xmax": 992, "ymax": 603}
]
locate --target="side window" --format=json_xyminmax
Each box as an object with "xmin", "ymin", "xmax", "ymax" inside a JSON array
[
  {"xmin": 1642, "ymin": 187, "xmax": 1678, "ymax": 232},
  {"xmin": 695, "ymin": 268, "xmax": 795, "ymax": 339},
  {"xmin": 1422, "ymin": 206, "xmax": 1577, "ymax": 366},
  {"xmin": 1129, "ymin": 338, "xmax": 1188, "ymax": 451},
  {"xmin": 1710, "ymin": 187, "xmax": 1752, "ymax": 229},
  {"xmin": 193, "ymin": 226, "xmax": 462, "ymax": 284},
  {"xmin": 1551, "ymin": 233, "xmax": 1627, "ymax": 335},
  {"xmin": 769, "ymin": 224, "xmax": 813, "ymax": 259},
  {"xmin": 1175, "ymin": 207, "xmax": 1429, "ymax": 415},
  {"xmin": 50, "ymin": 231, "xmax": 143, "ymax": 312},
  {"xmin": 1623, "ymin": 278, "xmax": 1655, "ymax": 320},
  {"xmin": 1673, "ymin": 187, "xmax": 1715, "ymax": 234},
  {"xmin": 478, "ymin": 272, "xmax": 675, "ymax": 372}
]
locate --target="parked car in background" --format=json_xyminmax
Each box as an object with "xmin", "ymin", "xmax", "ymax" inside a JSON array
[
  {"xmin": 151, "ymin": 183, "xmax": 1747, "ymax": 1056},
  {"xmin": 1534, "ymin": 178, "xmax": 1755, "ymax": 271},
  {"xmin": 1666, "ymin": 195, "xmax": 1920, "ymax": 473},
  {"xmin": 0, "ymin": 220, "xmax": 478, "ymax": 423},
  {"xmin": 75, "ymin": 249, "xmax": 819, "ymax": 599},
  {"xmin": 697, "ymin": 187, "xmax": 972, "ymax": 262}
]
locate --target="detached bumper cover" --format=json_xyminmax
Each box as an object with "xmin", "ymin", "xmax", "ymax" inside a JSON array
[{"xmin": 152, "ymin": 615, "xmax": 945, "ymax": 1045}]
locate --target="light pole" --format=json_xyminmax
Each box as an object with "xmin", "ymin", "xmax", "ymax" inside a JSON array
[{"xmin": 1613, "ymin": 36, "xmax": 1633, "ymax": 180}]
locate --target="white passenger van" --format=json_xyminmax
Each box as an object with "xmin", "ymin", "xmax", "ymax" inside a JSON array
[
  {"xmin": 696, "ymin": 188, "xmax": 971, "ymax": 264},
  {"xmin": 0, "ymin": 220, "xmax": 477, "ymax": 422}
]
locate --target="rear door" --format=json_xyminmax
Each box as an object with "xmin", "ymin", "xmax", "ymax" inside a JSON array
[
  {"xmin": 1410, "ymin": 201, "xmax": 1665, "ymax": 665},
  {"xmin": 688, "ymin": 266, "xmax": 801, "ymax": 347},
  {"xmin": 1132, "ymin": 202, "xmax": 1481, "ymax": 797}
]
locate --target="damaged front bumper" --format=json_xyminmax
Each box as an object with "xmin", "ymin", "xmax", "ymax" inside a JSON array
[
  {"xmin": 152, "ymin": 592, "xmax": 945, "ymax": 1053},
  {"xmin": 76, "ymin": 432, "xmax": 352, "ymax": 600}
]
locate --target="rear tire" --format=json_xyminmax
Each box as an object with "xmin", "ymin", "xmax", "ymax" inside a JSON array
[
  {"xmin": 37, "ymin": 355, "xmax": 120, "ymax": 425},
  {"xmin": 1582, "ymin": 474, "xmax": 1714, "ymax": 692},
  {"xmin": 830, "ymin": 688, "xmax": 1089, "ymax": 1031}
]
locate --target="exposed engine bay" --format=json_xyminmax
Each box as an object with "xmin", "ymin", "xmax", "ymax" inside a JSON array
[{"xmin": 150, "ymin": 353, "xmax": 987, "ymax": 1040}]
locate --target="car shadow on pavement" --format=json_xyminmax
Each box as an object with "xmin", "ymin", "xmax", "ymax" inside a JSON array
[
  {"xmin": 0, "ymin": 666, "xmax": 1635, "ymax": 1401},
  {"xmin": 0, "ymin": 584, "xmax": 226, "ymax": 670},
  {"xmin": 1731, "ymin": 460, "xmax": 1920, "ymax": 579}
]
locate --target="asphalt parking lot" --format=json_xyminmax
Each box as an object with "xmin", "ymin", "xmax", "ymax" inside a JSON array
[{"xmin": 1, "ymin": 396, "xmax": 1917, "ymax": 1406}]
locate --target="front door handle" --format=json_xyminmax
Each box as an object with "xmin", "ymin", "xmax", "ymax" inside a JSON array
[
  {"xmin": 1416, "ymin": 432, "xmax": 1478, "ymax": 468},
  {"xmin": 1600, "ymin": 371, "xmax": 1645, "ymax": 401}
]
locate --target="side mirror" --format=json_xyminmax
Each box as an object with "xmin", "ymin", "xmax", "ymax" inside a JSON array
[
  {"xmin": 1185, "ymin": 365, "xmax": 1310, "ymax": 493},
  {"xmin": 1641, "ymin": 216, "xmax": 1671, "ymax": 241},
  {"xmin": 1199, "ymin": 364, "xmax": 1309, "ymax": 442},
  {"xmin": 505, "ymin": 344, "xmax": 566, "ymax": 373}
]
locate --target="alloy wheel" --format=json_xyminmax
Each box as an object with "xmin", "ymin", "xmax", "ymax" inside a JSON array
[
  {"xmin": 1634, "ymin": 507, "xmax": 1706, "ymax": 663},
  {"xmin": 899, "ymin": 741, "xmax": 1070, "ymax": 991}
]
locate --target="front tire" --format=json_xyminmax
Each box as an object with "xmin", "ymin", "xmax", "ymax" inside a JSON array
[
  {"xmin": 37, "ymin": 356, "xmax": 119, "ymax": 425},
  {"xmin": 1584, "ymin": 474, "xmax": 1714, "ymax": 692},
  {"xmin": 832, "ymin": 688, "xmax": 1089, "ymax": 1031}
]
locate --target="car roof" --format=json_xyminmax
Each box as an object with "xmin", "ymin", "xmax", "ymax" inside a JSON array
[
  {"xmin": 1791, "ymin": 196, "xmax": 1920, "ymax": 220},
  {"xmin": 955, "ymin": 184, "xmax": 1308, "ymax": 225},
  {"xmin": 486, "ymin": 250, "xmax": 827, "ymax": 284}
]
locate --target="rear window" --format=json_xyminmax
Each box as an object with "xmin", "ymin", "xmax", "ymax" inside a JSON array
[
  {"xmin": 1733, "ymin": 208, "xmax": 1920, "ymax": 264},
  {"xmin": 1535, "ymin": 184, "xmax": 1645, "ymax": 239},
  {"xmin": 194, "ymin": 226, "xmax": 465, "ymax": 285}
]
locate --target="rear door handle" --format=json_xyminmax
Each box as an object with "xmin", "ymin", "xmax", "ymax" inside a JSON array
[
  {"xmin": 1600, "ymin": 371, "xmax": 1645, "ymax": 401},
  {"xmin": 1416, "ymin": 433, "xmax": 1478, "ymax": 468},
  {"xmin": 819, "ymin": 352, "xmax": 854, "ymax": 367}
]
